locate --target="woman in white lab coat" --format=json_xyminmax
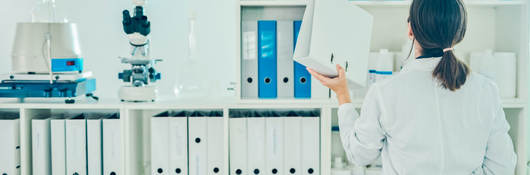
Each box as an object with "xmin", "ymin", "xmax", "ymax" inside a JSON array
[{"xmin": 307, "ymin": 0, "xmax": 517, "ymax": 174}]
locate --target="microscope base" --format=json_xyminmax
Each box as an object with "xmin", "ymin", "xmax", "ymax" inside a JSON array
[{"xmin": 119, "ymin": 85, "xmax": 157, "ymax": 102}]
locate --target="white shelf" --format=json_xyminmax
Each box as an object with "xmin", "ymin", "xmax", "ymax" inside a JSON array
[
  {"xmin": 239, "ymin": 0, "xmax": 526, "ymax": 7},
  {"xmin": 240, "ymin": 0, "xmax": 307, "ymax": 6},
  {"xmin": 350, "ymin": 0, "xmax": 526, "ymax": 7},
  {"xmin": 0, "ymin": 98, "xmax": 524, "ymax": 109}
]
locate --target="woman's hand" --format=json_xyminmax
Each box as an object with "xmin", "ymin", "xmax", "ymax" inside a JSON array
[{"xmin": 307, "ymin": 64, "xmax": 352, "ymax": 105}]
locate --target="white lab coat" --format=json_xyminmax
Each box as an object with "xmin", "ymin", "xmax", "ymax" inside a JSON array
[{"xmin": 338, "ymin": 57, "xmax": 517, "ymax": 175}]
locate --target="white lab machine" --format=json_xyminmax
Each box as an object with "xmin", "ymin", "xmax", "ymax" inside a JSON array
[{"xmin": 0, "ymin": 22, "xmax": 96, "ymax": 103}]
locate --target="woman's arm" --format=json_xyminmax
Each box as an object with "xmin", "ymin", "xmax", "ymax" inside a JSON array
[
  {"xmin": 481, "ymin": 86, "xmax": 517, "ymax": 174},
  {"xmin": 308, "ymin": 65, "xmax": 386, "ymax": 166}
]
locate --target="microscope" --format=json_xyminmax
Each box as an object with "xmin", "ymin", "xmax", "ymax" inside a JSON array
[{"xmin": 118, "ymin": 1, "xmax": 162, "ymax": 102}]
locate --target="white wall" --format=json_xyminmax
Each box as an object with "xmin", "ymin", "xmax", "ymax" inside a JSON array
[{"xmin": 1, "ymin": 0, "xmax": 238, "ymax": 99}]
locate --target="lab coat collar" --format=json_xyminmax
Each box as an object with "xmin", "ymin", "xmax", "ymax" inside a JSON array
[{"xmin": 401, "ymin": 57, "xmax": 442, "ymax": 73}]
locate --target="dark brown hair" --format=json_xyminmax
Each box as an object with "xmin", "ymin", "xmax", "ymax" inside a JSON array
[{"xmin": 409, "ymin": 0, "xmax": 470, "ymax": 91}]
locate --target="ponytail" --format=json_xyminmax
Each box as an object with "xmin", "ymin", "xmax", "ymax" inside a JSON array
[
  {"xmin": 432, "ymin": 50, "xmax": 470, "ymax": 91},
  {"xmin": 409, "ymin": 0, "xmax": 469, "ymax": 91}
]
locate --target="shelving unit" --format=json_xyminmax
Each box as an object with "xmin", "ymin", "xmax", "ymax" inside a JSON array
[
  {"xmin": 235, "ymin": 0, "xmax": 529, "ymax": 175},
  {"xmin": 1, "ymin": 0, "xmax": 528, "ymax": 175},
  {"xmin": 1, "ymin": 97, "xmax": 527, "ymax": 175}
]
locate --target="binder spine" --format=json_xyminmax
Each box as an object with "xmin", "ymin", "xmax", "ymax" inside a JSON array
[
  {"xmin": 293, "ymin": 20, "xmax": 311, "ymax": 99},
  {"xmin": 258, "ymin": 20, "xmax": 278, "ymax": 99}
]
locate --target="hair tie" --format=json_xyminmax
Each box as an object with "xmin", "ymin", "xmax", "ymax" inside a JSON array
[{"xmin": 443, "ymin": 48, "xmax": 454, "ymax": 52}]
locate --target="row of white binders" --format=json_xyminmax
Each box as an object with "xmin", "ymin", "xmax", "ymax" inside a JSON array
[
  {"xmin": 31, "ymin": 113, "xmax": 121, "ymax": 175},
  {"xmin": 241, "ymin": 19, "xmax": 329, "ymax": 99},
  {"xmin": 151, "ymin": 109, "xmax": 321, "ymax": 175},
  {"xmin": 151, "ymin": 110, "xmax": 224, "ymax": 175},
  {"xmin": 229, "ymin": 110, "xmax": 321, "ymax": 175},
  {"xmin": 0, "ymin": 112, "xmax": 20, "ymax": 175}
]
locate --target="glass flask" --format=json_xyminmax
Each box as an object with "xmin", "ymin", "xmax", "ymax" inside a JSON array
[
  {"xmin": 173, "ymin": 12, "xmax": 209, "ymax": 99},
  {"xmin": 31, "ymin": 0, "xmax": 68, "ymax": 23}
]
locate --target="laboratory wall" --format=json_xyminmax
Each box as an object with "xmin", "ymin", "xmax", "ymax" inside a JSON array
[{"xmin": 0, "ymin": 0, "xmax": 238, "ymax": 99}]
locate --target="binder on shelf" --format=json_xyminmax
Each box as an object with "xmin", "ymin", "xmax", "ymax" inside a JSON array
[
  {"xmin": 50, "ymin": 119, "xmax": 66, "ymax": 175},
  {"xmin": 66, "ymin": 116, "xmax": 87, "ymax": 175},
  {"xmin": 207, "ymin": 115, "xmax": 224, "ymax": 175},
  {"xmin": 241, "ymin": 20, "xmax": 259, "ymax": 99},
  {"xmin": 32, "ymin": 118, "xmax": 51, "ymax": 175},
  {"xmin": 277, "ymin": 20, "xmax": 295, "ymax": 98},
  {"xmin": 169, "ymin": 114, "xmax": 188, "ymax": 175},
  {"xmin": 103, "ymin": 116, "xmax": 122, "ymax": 175},
  {"xmin": 301, "ymin": 116, "xmax": 320, "ymax": 175},
  {"xmin": 151, "ymin": 115, "xmax": 170, "ymax": 175},
  {"xmin": 283, "ymin": 116, "xmax": 302, "ymax": 175},
  {"xmin": 293, "ymin": 0, "xmax": 372, "ymax": 88},
  {"xmin": 229, "ymin": 115, "xmax": 247, "ymax": 175},
  {"xmin": 293, "ymin": 20, "xmax": 311, "ymax": 99},
  {"xmin": 265, "ymin": 116, "xmax": 284, "ymax": 175},
  {"xmin": 258, "ymin": 20, "xmax": 278, "ymax": 99},
  {"xmin": 0, "ymin": 117, "xmax": 20, "ymax": 175},
  {"xmin": 87, "ymin": 116, "xmax": 102, "ymax": 175},
  {"xmin": 189, "ymin": 116, "xmax": 208, "ymax": 175},
  {"xmin": 247, "ymin": 116, "xmax": 265, "ymax": 175}
]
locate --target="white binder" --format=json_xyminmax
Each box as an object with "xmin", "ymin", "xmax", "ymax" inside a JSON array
[
  {"xmin": 66, "ymin": 119, "xmax": 87, "ymax": 175},
  {"xmin": 103, "ymin": 118, "xmax": 122, "ymax": 175},
  {"xmin": 247, "ymin": 116, "xmax": 265, "ymax": 175},
  {"xmin": 283, "ymin": 117, "xmax": 302, "ymax": 175},
  {"xmin": 50, "ymin": 119, "xmax": 66, "ymax": 175},
  {"xmin": 229, "ymin": 117, "xmax": 247, "ymax": 175},
  {"xmin": 241, "ymin": 20, "xmax": 259, "ymax": 99},
  {"xmin": 0, "ymin": 118, "xmax": 20, "ymax": 175},
  {"xmin": 189, "ymin": 117, "xmax": 208, "ymax": 175},
  {"xmin": 207, "ymin": 116, "xmax": 224, "ymax": 175},
  {"xmin": 32, "ymin": 119, "xmax": 51, "ymax": 175},
  {"xmin": 151, "ymin": 116, "xmax": 170, "ymax": 175},
  {"xmin": 301, "ymin": 117, "xmax": 320, "ymax": 175},
  {"xmin": 293, "ymin": 0, "xmax": 372, "ymax": 88},
  {"xmin": 87, "ymin": 118, "xmax": 102, "ymax": 175},
  {"xmin": 277, "ymin": 20, "xmax": 295, "ymax": 98},
  {"xmin": 169, "ymin": 116, "xmax": 188, "ymax": 175},
  {"xmin": 265, "ymin": 117, "xmax": 284, "ymax": 175}
]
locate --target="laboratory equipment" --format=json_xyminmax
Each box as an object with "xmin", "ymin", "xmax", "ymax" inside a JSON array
[
  {"xmin": 173, "ymin": 12, "xmax": 209, "ymax": 99},
  {"xmin": 0, "ymin": 22, "xmax": 96, "ymax": 103},
  {"xmin": 31, "ymin": 0, "xmax": 67, "ymax": 23},
  {"xmin": 118, "ymin": 0, "xmax": 162, "ymax": 102}
]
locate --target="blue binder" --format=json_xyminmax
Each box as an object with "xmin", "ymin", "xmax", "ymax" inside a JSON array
[
  {"xmin": 258, "ymin": 20, "xmax": 278, "ymax": 99},
  {"xmin": 293, "ymin": 20, "xmax": 311, "ymax": 98}
]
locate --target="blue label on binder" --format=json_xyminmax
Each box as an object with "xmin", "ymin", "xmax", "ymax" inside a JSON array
[
  {"xmin": 258, "ymin": 20, "xmax": 278, "ymax": 99},
  {"xmin": 293, "ymin": 20, "xmax": 311, "ymax": 98}
]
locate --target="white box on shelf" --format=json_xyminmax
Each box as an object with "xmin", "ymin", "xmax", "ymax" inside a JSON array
[
  {"xmin": 207, "ymin": 116, "xmax": 224, "ymax": 175},
  {"xmin": 50, "ymin": 119, "xmax": 66, "ymax": 175},
  {"xmin": 32, "ymin": 118, "xmax": 51, "ymax": 175},
  {"xmin": 66, "ymin": 118, "xmax": 87, "ymax": 175},
  {"xmin": 229, "ymin": 117, "xmax": 248, "ymax": 175},
  {"xmin": 169, "ymin": 116, "xmax": 188, "ymax": 175},
  {"xmin": 247, "ymin": 116, "xmax": 266, "ymax": 175},
  {"xmin": 0, "ymin": 117, "xmax": 20, "ymax": 175},
  {"xmin": 103, "ymin": 118, "xmax": 122, "ymax": 175},
  {"xmin": 151, "ymin": 116, "xmax": 170, "ymax": 175},
  {"xmin": 189, "ymin": 117, "xmax": 208, "ymax": 175}
]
